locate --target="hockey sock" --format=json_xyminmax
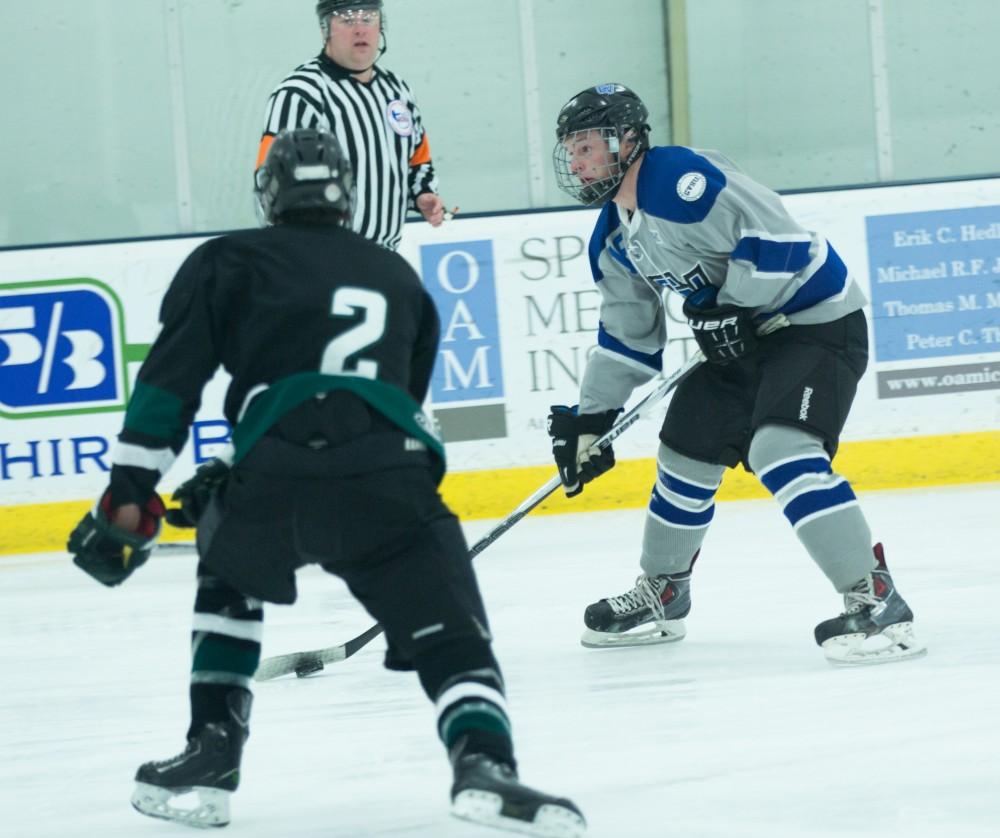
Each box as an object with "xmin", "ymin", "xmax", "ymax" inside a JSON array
[
  {"xmin": 436, "ymin": 675, "xmax": 515, "ymax": 768},
  {"xmin": 749, "ymin": 424, "xmax": 875, "ymax": 590},
  {"xmin": 408, "ymin": 633, "xmax": 514, "ymax": 766},
  {"xmin": 188, "ymin": 567, "xmax": 264, "ymax": 736},
  {"xmin": 641, "ymin": 443, "xmax": 722, "ymax": 576}
]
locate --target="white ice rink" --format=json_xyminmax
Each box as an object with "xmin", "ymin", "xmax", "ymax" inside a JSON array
[{"xmin": 2, "ymin": 483, "xmax": 999, "ymax": 838}]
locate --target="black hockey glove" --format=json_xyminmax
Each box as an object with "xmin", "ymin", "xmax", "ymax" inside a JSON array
[
  {"xmin": 68, "ymin": 490, "xmax": 165, "ymax": 587},
  {"xmin": 547, "ymin": 405, "xmax": 620, "ymax": 497},
  {"xmin": 165, "ymin": 458, "xmax": 230, "ymax": 528},
  {"xmin": 683, "ymin": 285, "xmax": 759, "ymax": 365}
]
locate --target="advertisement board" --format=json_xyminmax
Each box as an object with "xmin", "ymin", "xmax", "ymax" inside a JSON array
[{"xmin": 3, "ymin": 177, "xmax": 999, "ymax": 554}]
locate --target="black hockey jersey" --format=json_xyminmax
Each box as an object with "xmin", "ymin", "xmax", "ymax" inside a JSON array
[{"xmin": 109, "ymin": 222, "xmax": 441, "ymax": 505}]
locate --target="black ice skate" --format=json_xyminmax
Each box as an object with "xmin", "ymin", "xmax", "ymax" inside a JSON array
[
  {"xmin": 450, "ymin": 737, "xmax": 586, "ymax": 837},
  {"xmin": 580, "ymin": 570, "xmax": 691, "ymax": 648},
  {"xmin": 814, "ymin": 543, "xmax": 927, "ymax": 666},
  {"xmin": 131, "ymin": 721, "xmax": 246, "ymax": 828}
]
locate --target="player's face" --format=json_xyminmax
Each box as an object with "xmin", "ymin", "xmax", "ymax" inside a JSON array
[
  {"xmin": 564, "ymin": 130, "xmax": 618, "ymax": 185},
  {"xmin": 324, "ymin": 9, "xmax": 381, "ymax": 71}
]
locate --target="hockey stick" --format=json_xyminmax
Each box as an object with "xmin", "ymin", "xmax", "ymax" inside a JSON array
[
  {"xmin": 155, "ymin": 542, "xmax": 198, "ymax": 555},
  {"xmin": 253, "ymin": 349, "xmax": 708, "ymax": 681}
]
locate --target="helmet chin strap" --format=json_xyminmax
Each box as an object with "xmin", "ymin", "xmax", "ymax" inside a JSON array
[
  {"xmin": 618, "ymin": 129, "xmax": 647, "ymax": 173},
  {"xmin": 603, "ymin": 133, "xmax": 646, "ymax": 204}
]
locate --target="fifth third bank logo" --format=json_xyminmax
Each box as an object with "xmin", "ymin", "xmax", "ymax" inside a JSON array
[{"xmin": 0, "ymin": 280, "xmax": 128, "ymax": 417}]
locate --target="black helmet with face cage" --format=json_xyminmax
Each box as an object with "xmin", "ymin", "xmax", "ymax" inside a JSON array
[{"xmin": 553, "ymin": 83, "xmax": 651, "ymax": 205}]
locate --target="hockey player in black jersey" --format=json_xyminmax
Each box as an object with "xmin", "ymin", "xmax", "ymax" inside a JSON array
[
  {"xmin": 67, "ymin": 129, "xmax": 585, "ymax": 837},
  {"xmin": 547, "ymin": 83, "xmax": 925, "ymax": 666}
]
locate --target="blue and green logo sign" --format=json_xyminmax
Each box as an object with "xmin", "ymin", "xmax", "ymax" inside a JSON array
[{"xmin": 0, "ymin": 278, "xmax": 145, "ymax": 419}]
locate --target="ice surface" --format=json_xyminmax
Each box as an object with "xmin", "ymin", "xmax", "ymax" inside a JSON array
[{"xmin": 1, "ymin": 484, "xmax": 998, "ymax": 837}]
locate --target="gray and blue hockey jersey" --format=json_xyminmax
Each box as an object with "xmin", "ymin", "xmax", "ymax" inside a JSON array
[{"xmin": 579, "ymin": 146, "xmax": 868, "ymax": 414}]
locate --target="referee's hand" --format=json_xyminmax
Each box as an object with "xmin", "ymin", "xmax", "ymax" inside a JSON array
[{"xmin": 416, "ymin": 192, "xmax": 445, "ymax": 226}]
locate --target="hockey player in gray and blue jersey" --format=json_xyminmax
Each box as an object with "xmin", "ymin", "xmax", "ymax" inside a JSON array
[{"xmin": 547, "ymin": 83, "xmax": 925, "ymax": 666}]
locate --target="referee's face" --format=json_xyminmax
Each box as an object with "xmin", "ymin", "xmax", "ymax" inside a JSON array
[{"xmin": 325, "ymin": 10, "xmax": 381, "ymax": 72}]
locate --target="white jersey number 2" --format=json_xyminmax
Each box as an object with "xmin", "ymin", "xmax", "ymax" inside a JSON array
[{"xmin": 320, "ymin": 287, "xmax": 387, "ymax": 379}]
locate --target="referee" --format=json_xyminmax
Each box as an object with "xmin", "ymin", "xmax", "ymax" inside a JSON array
[{"xmin": 257, "ymin": 0, "xmax": 445, "ymax": 250}]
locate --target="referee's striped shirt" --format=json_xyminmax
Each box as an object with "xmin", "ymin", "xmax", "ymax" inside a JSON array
[{"xmin": 258, "ymin": 53, "xmax": 438, "ymax": 251}]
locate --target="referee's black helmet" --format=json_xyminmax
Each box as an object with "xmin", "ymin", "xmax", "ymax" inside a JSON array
[
  {"xmin": 317, "ymin": 0, "xmax": 383, "ymax": 13},
  {"xmin": 317, "ymin": 0, "xmax": 384, "ymax": 37}
]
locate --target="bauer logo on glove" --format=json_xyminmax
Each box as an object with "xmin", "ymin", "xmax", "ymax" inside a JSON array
[
  {"xmin": 68, "ymin": 490, "xmax": 165, "ymax": 587},
  {"xmin": 682, "ymin": 284, "xmax": 759, "ymax": 365}
]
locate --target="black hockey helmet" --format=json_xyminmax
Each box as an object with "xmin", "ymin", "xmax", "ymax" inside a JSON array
[
  {"xmin": 552, "ymin": 83, "xmax": 651, "ymax": 206},
  {"xmin": 316, "ymin": 0, "xmax": 385, "ymax": 41},
  {"xmin": 254, "ymin": 128, "xmax": 354, "ymax": 226}
]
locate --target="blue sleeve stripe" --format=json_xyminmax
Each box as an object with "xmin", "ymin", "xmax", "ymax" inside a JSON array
[
  {"xmin": 597, "ymin": 323, "xmax": 663, "ymax": 371},
  {"xmin": 649, "ymin": 486, "xmax": 715, "ymax": 528},
  {"xmin": 771, "ymin": 242, "xmax": 849, "ymax": 316},
  {"xmin": 731, "ymin": 234, "xmax": 812, "ymax": 277},
  {"xmin": 780, "ymin": 481, "xmax": 857, "ymax": 528},
  {"xmin": 658, "ymin": 468, "xmax": 718, "ymax": 501},
  {"xmin": 758, "ymin": 456, "xmax": 832, "ymax": 495}
]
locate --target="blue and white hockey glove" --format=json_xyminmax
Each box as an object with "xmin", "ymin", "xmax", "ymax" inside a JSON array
[
  {"xmin": 68, "ymin": 490, "xmax": 165, "ymax": 587},
  {"xmin": 683, "ymin": 285, "xmax": 759, "ymax": 365},
  {"xmin": 547, "ymin": 405, "xmax": 620, "ymax": 497}
]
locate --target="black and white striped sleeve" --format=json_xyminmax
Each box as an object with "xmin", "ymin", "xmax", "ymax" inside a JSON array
[{"xmin": 404, "ymin": 88, "xmax": 438, "ymax": 204}]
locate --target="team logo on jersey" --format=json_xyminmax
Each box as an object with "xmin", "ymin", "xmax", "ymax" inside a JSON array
[
  {"xmin": 0, "ymin": 279, "xmax": 128, "ymax": 418},
  {"xmin": 608, "ymin": 233, "xmax": 636, "ymax": 273},
  {"xmin": 677, "ymin": 172, "xmax": 707, "ymax": 202},
  {"xmin": 386, "ymin": 100, "xmax": 413, "ymax": 136},
  {"xmin": 648, "ymin": 263, "xmax": 711, "ymax": 296},
  {"xmin": 413, "ymin": 410, "xmax": 442, "ymax": 444}
]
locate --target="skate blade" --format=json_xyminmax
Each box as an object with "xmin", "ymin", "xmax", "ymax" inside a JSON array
[
  {"xmin": 580, "ymin": 620, "xmax": 686, "ymax": 649},
  {"xmin": 452, "ymin": 789, "xmax": 586, "ymax": 837},
  {"xmin": 821, "ymin": 622, "xmax": 927, "ymax": 666},
  {"xmin": 131, "ymin": 782, "xmax": 231, "ymax": 828}
]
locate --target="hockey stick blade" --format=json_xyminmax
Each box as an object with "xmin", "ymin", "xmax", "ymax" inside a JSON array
[
  {"xmin": 254, "ymin": 351, "xmax": 707, "ymax": 681},
  {"xmin": 154, "ymin": 542, "xmax": 198, "ymax": 555},
  {"xmin": 254, "ymin": 623, "xmax": 385, "ymax": 681}
]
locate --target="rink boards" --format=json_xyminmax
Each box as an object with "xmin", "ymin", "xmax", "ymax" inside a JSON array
[{"xmin": 2, "ymin": 177, "xmax": 999, "ymax": 555}]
